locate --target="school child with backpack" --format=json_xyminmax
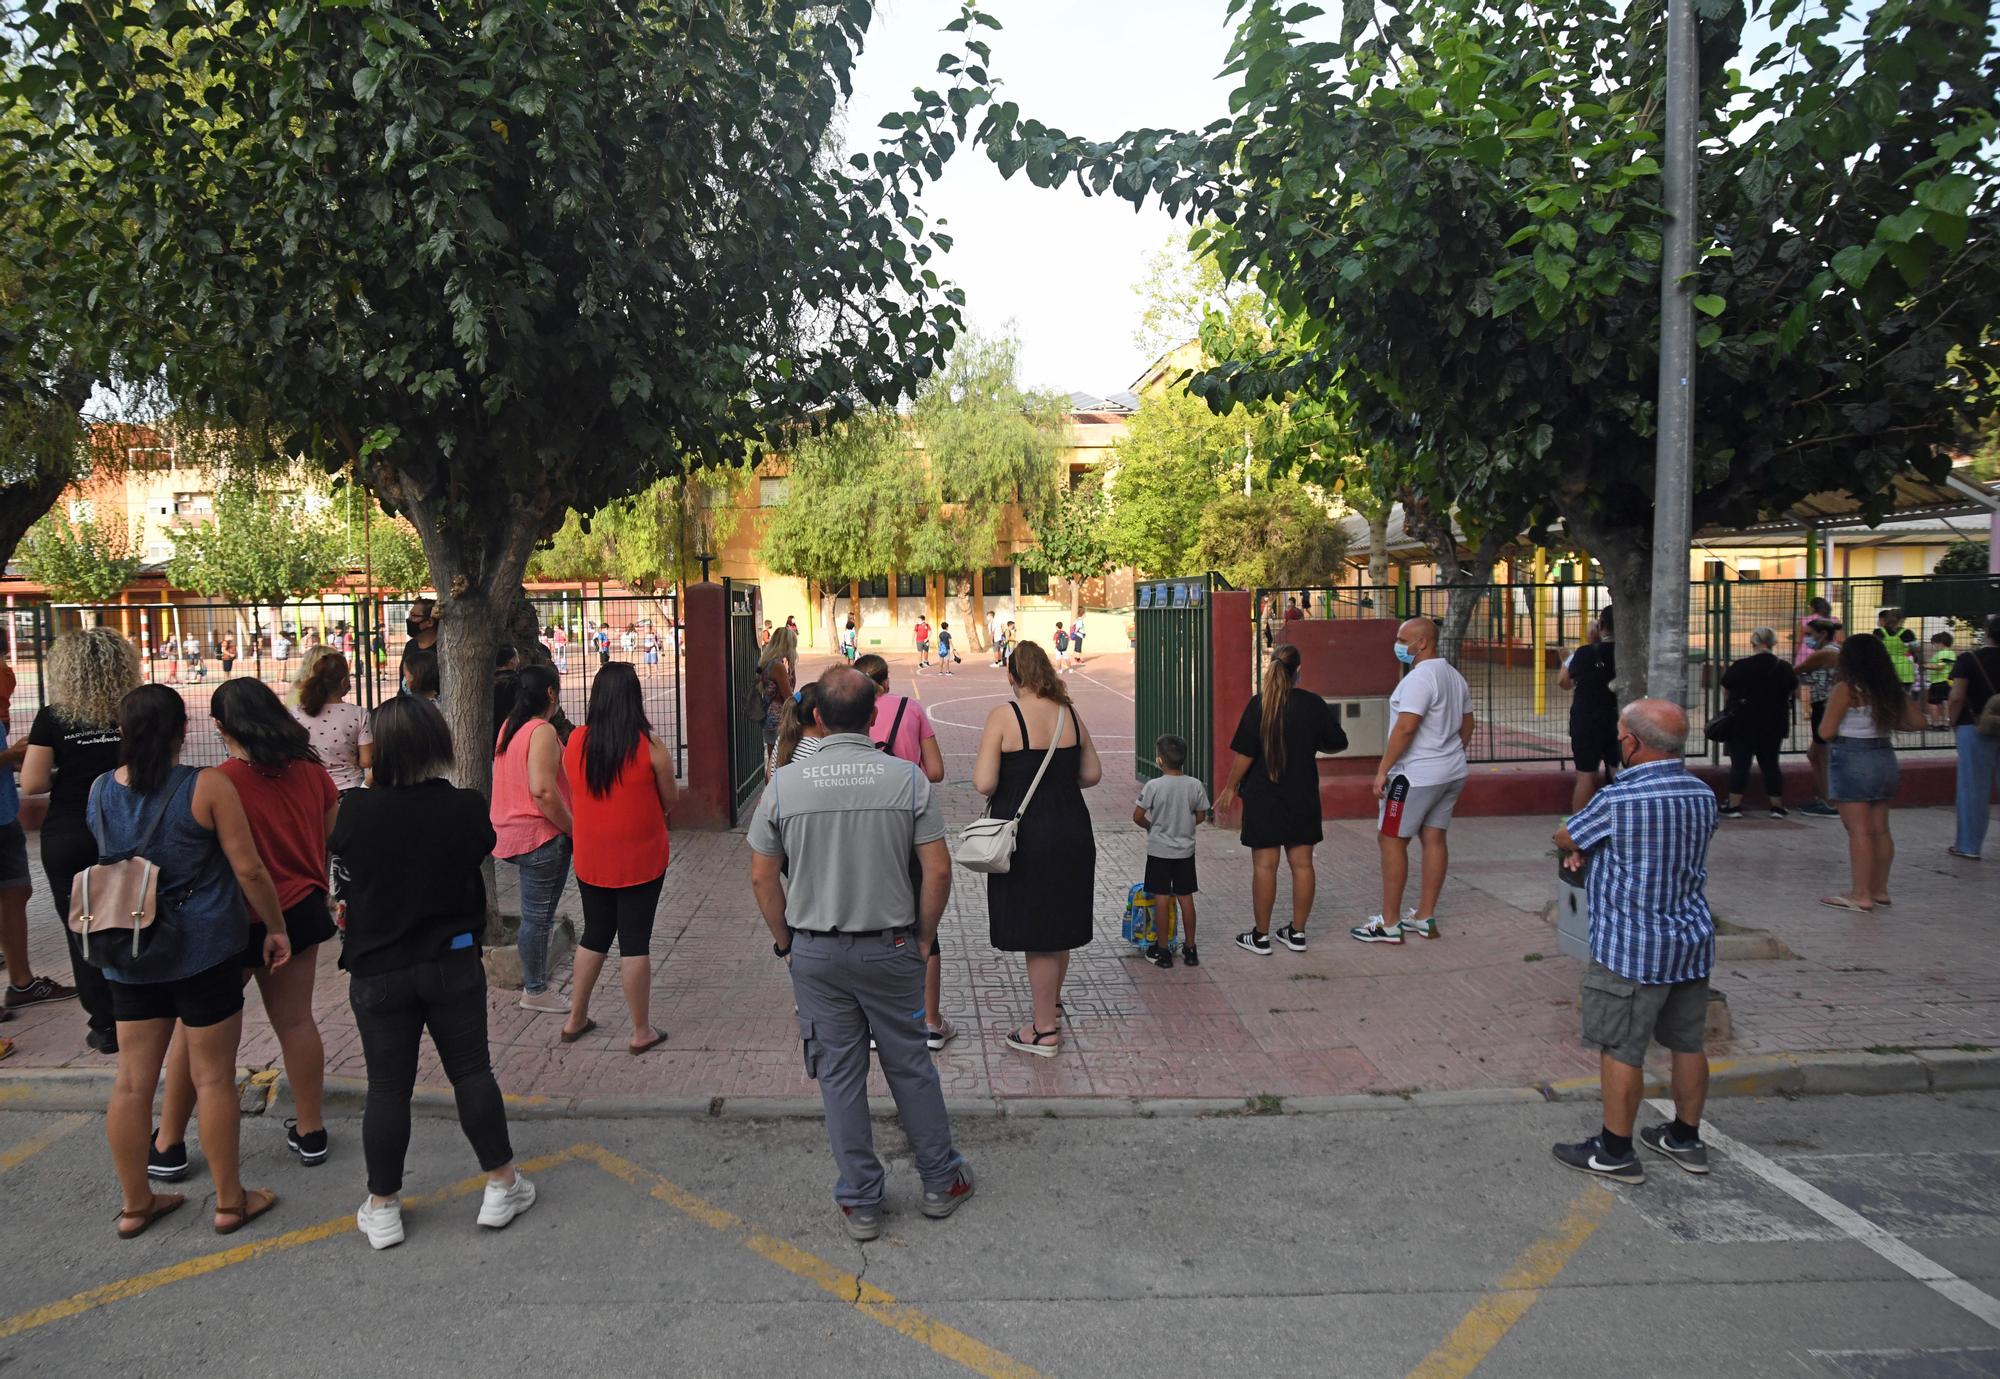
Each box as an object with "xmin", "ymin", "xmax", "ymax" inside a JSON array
[{"xmin": 1131, "ymin": 734, "xmax": 1212, "ymax": 968}]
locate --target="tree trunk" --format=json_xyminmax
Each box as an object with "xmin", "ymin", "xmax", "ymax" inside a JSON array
[
  {"xmin": 1567, "ymin": 516, "xmax": 1654, "ymax": 705},
  {"xmin": 822, "ymin": 580, "xmax": 840, "ymax": 658},
  {"xmin": 1068, "ymin": 578, "xmax": 1082, "ymax": 619},
  {"xmin": 1367, "ymin": 509, "xmax": 1390, "ymax": 586}
]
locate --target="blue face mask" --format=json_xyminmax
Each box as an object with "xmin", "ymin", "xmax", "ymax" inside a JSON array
[{"xmin": 1393, "ymin": 642, "xmax": 1414, "ymax": 666}]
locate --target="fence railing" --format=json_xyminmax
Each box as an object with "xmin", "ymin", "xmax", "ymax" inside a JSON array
[{"xmin": 1251, "ymin": 575, "xmax": 1995, "ymax": 765}]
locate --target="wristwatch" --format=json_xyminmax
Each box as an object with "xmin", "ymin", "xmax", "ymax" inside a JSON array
[{"xmin": 773, "ymin": 940, "xmax": 792, "ymax": 958}]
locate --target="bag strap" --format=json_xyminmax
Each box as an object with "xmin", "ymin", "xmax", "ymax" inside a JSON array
[
  {"xmin": 1008, "ymin": 703, "xmax": 1068, "ymax": 823},
  {"xmin": 881, "ymin": 696, "xmax": 910, "ymax": 755},
  {"xmin": 89, "ymin": 766, "xmax": 183, "ymax": 865}
]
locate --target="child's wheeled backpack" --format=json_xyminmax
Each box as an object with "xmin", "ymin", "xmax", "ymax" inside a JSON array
[{"xmin": 1121, "ymin": 882, "xmax": 1177, "ymax": 952}]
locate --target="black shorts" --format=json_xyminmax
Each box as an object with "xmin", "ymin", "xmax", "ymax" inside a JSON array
[
  {"xmin": 1144, "ymin": 854, "xmax": 1199, "ymax": 896},
  {"xmin": 240, "ymin": 894, "xmax": 336, "ymax": 967},
  {"xmin": 109, "ymin": 957, "xmax": 245, "ymax": 1028},
  {"xmin": 1571, "ymin": 726, "xmax": 1619, "ymax": 774},
  {"xmin": 0, "ymin": 818, "xmax": 31, "ymax": 890},
  {"xmin": 1928, "ymin": 681, "xmax": 1952, "ymax": 705}
]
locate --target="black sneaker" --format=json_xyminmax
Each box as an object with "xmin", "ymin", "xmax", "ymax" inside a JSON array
[
  {"xmin": 1552, "ymin": 1135, "xmax": 1644, "ymax": 1184},
  {"xmin": 1718, "ymin": 804, "xmax": 1744, "ymax": 820},
  {"xmin": 1275, "ymin": 925, "xmax": 1308, "ymax": 952},
  {"xmin": 1768, "ymin": 806, "xmax": 1788, "ymax": 820},
  {"xmin": 147, "ymin": 1132, "xmax": 189, "ymax": 1182},
  {"xmin": 1234, "ymin": 930, "xmax": 1271, "ymax": 955},
  {"xmin": 1801, "ymin": 801, "xmax": 1840, "ymax": 818},
  {"xmin": 1145, "ymin": 943, "xmax": 1173, "ymax": 969},
  {"xmin": 1638, "ymin": 1124, "xmax": 1711, "ymax": 1175},
  {"xmin": 287, "ymin": 1119, "xmax": 329, "ymax": 1166},
  {"xmin": 1181, "ymin": 945, "xmax": 1200, "ymax": 967},
  {"xmin": 85, "ymin": 1027, "xmax": 118, "ymax": 1055}
]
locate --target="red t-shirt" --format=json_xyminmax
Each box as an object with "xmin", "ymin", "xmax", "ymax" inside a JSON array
[
  {"xmin": 562, "ymin": 727, "xmax": 670, "ymax": 888},
  {"xmin": 218, "ymin": 758, "xmax": 338, "ymax": 909}
]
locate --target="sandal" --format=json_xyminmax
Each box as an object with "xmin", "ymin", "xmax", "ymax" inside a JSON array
[
  {"xmin": 1004, "ymin": 1024, "xmax": 1061, "ymax": 1058},
  {"xmin": 1817, "ymin": 895, "xmax": 1872, "ymax": 913},
  {"xmin": 1871, "ymin": 896, "xmax": 1893, "ymax": 908},
  {"xmin": 212, "ymin": 1187, "xmax": 277, "ymax": 1236},
  {"xmin": 628, "ymin": 1027, "xmax": 667, "ymax": 1056},
  {"xmin": 559, "ymin": 1018, "xmax": 597, "ymax": 1044},
  {"xmin": 115, "ymin": 1192, "xmax": 185, "ymax": 1240}
]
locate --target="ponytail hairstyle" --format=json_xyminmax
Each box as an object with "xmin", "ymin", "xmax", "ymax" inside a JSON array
[
  {"xmin": 497, "ymin": 664, "xmax": 562, "ymax": 754},
  {"xmin": 1006, "ymin": 641, "xmax": 1070, "ymax": 706},
  {"xmin": 298, "ymin": 649, "xmax": 352, "ymax": 717},
  {"xmin": 774, "ymin": 683, "xmax": 822, "ymax": 769},
  {"xmin": 210, "ymin": 676, "xmax": 320, "ymax": 772},
  {"xmin": 1260, "ymin": 644, "xmax": 1301, "ymax": 782}
]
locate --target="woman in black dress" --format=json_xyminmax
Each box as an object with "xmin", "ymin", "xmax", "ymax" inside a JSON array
[
  {"xmin": 972, "ymin": 642, "xmax": 1101, "ymax": 1057},
  {"xmin": 1215, "ymin": 644, "xmax": 1347, "ymax": 955}
]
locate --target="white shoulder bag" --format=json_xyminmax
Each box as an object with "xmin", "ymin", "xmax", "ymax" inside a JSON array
[{"xmin": 955, "ymin": 718, "xmax": 1065, "ymax": 875}]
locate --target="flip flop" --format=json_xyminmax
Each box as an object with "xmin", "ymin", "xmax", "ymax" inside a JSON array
[
  {"xmin": 1817, "ymin": 895, "xmax": 1872, "ymax": 913},
  {"xmin": 213, "ymin": 1187, "xmax": 277, "ymax": 1236},
  {"xmin": 628, "ymin": 1029, "xmax": 668, "ymax": 1056},
  {"xmin": 559, "ymin": 1019, "xmax": 597, "ymax": 1044},
  {"xmin": 1872, "ymin": 897, "xmax": 1893, "ymax": 908},
  {"xmin": 115, "ymin": 1192, "xmax": 185, "ymax": 1240}
]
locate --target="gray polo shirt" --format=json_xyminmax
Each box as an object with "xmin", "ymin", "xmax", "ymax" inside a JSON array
[{"xmin": 746, "ymin": 733, "xmax": 946, "ymax": 933}]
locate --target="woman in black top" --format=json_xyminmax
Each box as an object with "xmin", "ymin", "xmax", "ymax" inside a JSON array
[
  {"xmin": 1719, "ymin": 627, "xmax": 1801, "ymax": 819},
  {"xmin": 18, "ymin": 627, "xmax": 141, "ymax": 1051},
  {"xmin": 332, "ymin": 697, "xmax": 534, "ymax": 1250},
  {"xmin": 1216, "ymin": 644, "xmax": 1347, "ymax": 955}
]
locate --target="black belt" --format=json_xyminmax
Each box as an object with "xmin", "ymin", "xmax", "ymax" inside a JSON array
[{"xmin": 792, "ymin": 925, "xmax": 916, "ymax": 938}]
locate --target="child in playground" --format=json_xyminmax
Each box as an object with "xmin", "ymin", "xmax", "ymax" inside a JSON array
[{"xmin": 1133, "ymin": 734, "xmax": 1212, "ymax": 969}]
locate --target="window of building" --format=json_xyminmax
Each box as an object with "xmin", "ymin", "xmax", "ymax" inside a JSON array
[
  {"xmin": 1017, "ymin": 566, "xmax": 1050, "ymax": 596},
  {"xmin": 854, "ymin": 575, "xmax": 889, "ymax": 599},
  {"xmin": 1737, "ymin": 558, "xmax": 1761, "ymax": 582},
  {"xmin": 895, "ymin": 573, "xmax": 927, "ymax": 599},
  {"xmin": 1703, "ymin": 559, "xmax": 1727, "ymax": 582},
  {"xmin": 759, "ymin": 477, "xmax": 789, "ymax": 507},
  {"xmin": 981, "ymin": 566, "xmax": 1013, "ymax": 597}
]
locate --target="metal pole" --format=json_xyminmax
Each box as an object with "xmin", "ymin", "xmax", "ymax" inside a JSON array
[{"xmin": 1646, "ymin": 0, "xmax": 1699, "ymax": 705}]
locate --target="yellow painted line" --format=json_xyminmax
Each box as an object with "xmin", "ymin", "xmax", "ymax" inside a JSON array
[
  {"xmin": 575, "ymin": 1144, "xmax": 1043, "ymax": 1379},
  {"xmin": 1405, "ymin": 1185, "xmax": 1616, "ymax": 1379},
  {"xmin": 0, "ymin": 1083, "xmax": 28, "ymax": 1106},
  {"xmin": 0, "ymin": 1144, "xmax": 585, "ymax": 1341},
  {"xmin": 0, "ymin": 1113, "xmax": 91, "ymax": 1175}
]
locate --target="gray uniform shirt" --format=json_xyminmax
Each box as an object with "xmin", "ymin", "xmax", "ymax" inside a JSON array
[
  {"xmin": 747, "ymin": 733, "xmax": 946, "ymax": 932},
  {"xmin": 1138, "ymin": 774, "xmax": 1210, "ymax": 860}
]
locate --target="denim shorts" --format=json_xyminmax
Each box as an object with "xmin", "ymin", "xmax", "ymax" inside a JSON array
[{"xmin": 1829, "ymin": 736, "xmax": 1899, "ymax": 803}]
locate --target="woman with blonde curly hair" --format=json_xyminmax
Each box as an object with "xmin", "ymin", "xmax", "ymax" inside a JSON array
[{"xmin": 17, "ymin": 626, "xmax": 143, "ymax": 1051}]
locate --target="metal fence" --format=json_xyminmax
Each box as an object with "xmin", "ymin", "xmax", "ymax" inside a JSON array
[
  {"xmin": 9, "ymin": 588, "xmax": 686, "ymax": 773},
  {"xmin": 1134, "ymin": 574, "xmax": 1223, "ymax": 795},
  {"xmin": 1251, "ymin": 575, "xmax": 1995, "ymax": 764}
]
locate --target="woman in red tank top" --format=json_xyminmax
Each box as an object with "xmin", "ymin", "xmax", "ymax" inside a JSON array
[{"xmin": 559, "ymin": 664, "xmax": 675, "ymax": 1053}]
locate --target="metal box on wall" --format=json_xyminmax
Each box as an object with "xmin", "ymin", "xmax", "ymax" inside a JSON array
[
  {"xmin": 1555, "ymin": 865, "xmax": 1590, "ymax": 959},
  {"xmin": 1319, "ymin": 696, "xmax": 1391, "ymax": 758}
]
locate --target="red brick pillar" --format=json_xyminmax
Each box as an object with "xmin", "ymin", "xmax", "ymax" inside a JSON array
[
  {"xmin": 678, "ymin": 582, "xmax": 732, "ymax": 830},
  {"xmin": 1210, "ymin": 590, "xmax": 1253, "ymax": 820}
]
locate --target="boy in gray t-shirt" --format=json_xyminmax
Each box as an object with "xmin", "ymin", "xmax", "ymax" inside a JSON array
[{"xmin": 1134, "ymin": 734, "xmax": 1213, "ymax": 969}]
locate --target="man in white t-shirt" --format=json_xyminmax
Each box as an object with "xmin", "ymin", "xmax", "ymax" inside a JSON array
[{"xmin": 1352, "ymin": 617, "xmax": 1474, "ymax": 945}]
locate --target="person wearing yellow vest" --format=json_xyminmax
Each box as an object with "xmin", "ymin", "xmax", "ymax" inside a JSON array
[{"xmin": 1875, "ymin": 608, "xmax": 1918, "ymax": 700}]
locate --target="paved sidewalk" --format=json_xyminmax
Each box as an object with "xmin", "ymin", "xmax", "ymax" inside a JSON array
[{"xmin": 4, "ymin": 647, "xmax": 1994, "ymax": 1103}]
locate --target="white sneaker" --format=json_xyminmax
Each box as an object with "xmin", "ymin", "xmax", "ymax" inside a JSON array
[
  {"xmin": 517, "ymin": 990, "xmax": 569, "ymax": 1014},
  {"xmin": 1348, "ymin": 915, "xmax": 1404, "ymax": 944},
  {"xmin": 477, "ymin": 1173, "xmax": 537, "ymax": 1229},
  {"xmin": 357, "ymin": 1196, "xmax": 405, "ymax": 1250}
]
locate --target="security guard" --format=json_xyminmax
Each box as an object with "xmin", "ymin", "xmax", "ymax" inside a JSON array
[{"xmin": 748, "ymin": 666, "xmax": 974, "ymax": 1241}]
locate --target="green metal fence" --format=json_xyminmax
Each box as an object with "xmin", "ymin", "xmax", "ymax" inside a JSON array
[{"xmin": 1134, "ymin": 574, "xmax": 1224, "ymax": 795}]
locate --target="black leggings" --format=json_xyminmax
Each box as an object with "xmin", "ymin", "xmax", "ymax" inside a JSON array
[
  {"xmin": 577, "ymin": 875, "xmax": 665, "ymax": 956},
  {"xmin": 1727, "ymin": 735, "xmax": 1785, "ymax": 801},
  {"xmin": 348, "ymin": 951, "xmax": 512, "ymax": 1197}
]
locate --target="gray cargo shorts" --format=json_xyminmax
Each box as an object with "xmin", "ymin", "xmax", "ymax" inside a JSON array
[{"xmin": 1580, "ymin": 959, "xmax": 1708, "ymax": 1068}]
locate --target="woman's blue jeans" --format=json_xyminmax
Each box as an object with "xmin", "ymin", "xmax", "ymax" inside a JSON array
[
  {"xmin": 505, "ymin": 834, "xmax": 572, "ymax": 994},
  {"xmin": 1956, "ymin": 725, "xmax": 2000, "ymax": 857}
]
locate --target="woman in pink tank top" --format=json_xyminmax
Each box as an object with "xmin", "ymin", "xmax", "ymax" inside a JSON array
[{"xmin": 490, "ymin": 667, "xmax": 572, "ymax": 1013}]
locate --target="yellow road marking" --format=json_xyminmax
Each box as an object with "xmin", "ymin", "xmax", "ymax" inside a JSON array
[
  {"xmin": 0, "ymin": 1113, "xmax": 91, "ymax": 1175},
  {"xmin": 575, "ymin": 1144, "xmax": 1043, "ymax": 1379},
  {"xmin": 1405, "ymin": 1185, "xmax": 1616, "ymax": 1379},
  {"xmin": 0, "ymin": 1145, "xmax": 584, "ymax": 1342}
]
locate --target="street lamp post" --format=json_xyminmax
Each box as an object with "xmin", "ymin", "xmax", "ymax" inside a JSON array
[{"xmin": 1647, "ymin": 0, "xmax": 1699, "ymax": 704}]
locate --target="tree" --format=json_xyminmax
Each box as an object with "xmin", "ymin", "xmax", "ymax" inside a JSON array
[
  {"xmin": 1934, "ymin": 540, "xmax": 1990, "ymax": 577},
  {"xmin": 531, "ymin": 468, "xmax": 753, "ymax": 594},
  {"xmin": 366, "ymin": 516, "xmax": 431, "ymax": 599},
  {"xmin": 968, "ymin": 0, "xmax": 2000, "ymax": 698},
  {"xmin": 166, "ymin": 481, "xmax": 349, "ymax": 607},
  {"xmin": 1022, "ymin": 473, "xmax": 1114, "ymax": 616},
  {"xmin": 17, "ymin": 512, "xmax": 143, "ymax": 603},
  {"xmin": 1192, "ymin": 483, "xmax": 1352, "ymax": 593},
  {"xmin": 1102, "ymin": 385, "xmax": 1250, "ymax": 576},
  {"xmin": 12, "ymin": 2, "xmax": 985, "ymax": 793}
]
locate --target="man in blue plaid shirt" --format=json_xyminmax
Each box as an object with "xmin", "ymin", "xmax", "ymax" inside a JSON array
[{"xmin": 1550, "ymin": 698, "xmax": 1717, "ymax": 1184}]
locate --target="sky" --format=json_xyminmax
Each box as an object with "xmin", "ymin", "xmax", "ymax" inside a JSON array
[{"xmin": 841, "ymin": 0, "xmax": 1247, "ymax": 398}]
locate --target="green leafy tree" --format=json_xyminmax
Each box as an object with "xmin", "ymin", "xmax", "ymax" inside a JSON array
[
  {"xmin": 1192, "ymin": 483, "xmax": 1352, "ymax": 593},
  {"xmin": 1103, "ymin": 387, "xmax": 1248, "ymax": 576},
  {"xmin": 12, "ymin": 1, "xmax": 985, "ymax": 788},
  {"xmin": 968, "ymin": 0, "xmax": 2000, "ymax": 696},
  {"xmin": 167, "ymin": 481, "xmax": 348, "ymax": 607},
  {"xmin": 366, "ymin": 516, "xmax": 431, "ymax": 599},
  {"xmin": 1022, "ymin": 473, "xmax": 1115, "ymax": 616},
  {"xmin": 531, "ymin": 468, "xmax": 753, "ymax": 593},
  {"xmin": 1933, "ymin": 540, "xmax": 1990, "ymax": 576},
  {"xmin": 18, "ymin": 512, "xmax": 143, "ymax": 603}
]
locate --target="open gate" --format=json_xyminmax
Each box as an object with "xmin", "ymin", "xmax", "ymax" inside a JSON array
[
  {"xmin": 722, "ymin": 577, "xmax": 765, "ymax": 824},
  {"xmin": 1133, "ymin": 574, "xmax": 1225, "ymax": 796}
]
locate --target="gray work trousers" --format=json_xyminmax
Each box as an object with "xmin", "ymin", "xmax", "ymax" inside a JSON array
[{"xmin": 789, "ymin": 927, "xmax": 964, "ymax": 1209}]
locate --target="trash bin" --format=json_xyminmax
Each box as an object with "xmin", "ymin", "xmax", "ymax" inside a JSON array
[{"xmin": 1554, "ymin": 857, "xmax": 1589, "ymax": 959}]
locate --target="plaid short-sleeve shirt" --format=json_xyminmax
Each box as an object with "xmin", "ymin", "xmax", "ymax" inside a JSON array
[{"xmin": 1565, "ymin": 759, "xmax": 1716, "ymax": 985}]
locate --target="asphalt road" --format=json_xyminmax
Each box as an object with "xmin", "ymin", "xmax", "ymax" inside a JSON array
[{"xmin": 2, "ymin": 1092, "xmax": 1996, "ymax": 1379}]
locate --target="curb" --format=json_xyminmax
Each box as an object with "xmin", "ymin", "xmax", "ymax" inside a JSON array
[{"xmin": 4, "ymin": 1048, "xmax": 1994, "ymax": 1119}]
